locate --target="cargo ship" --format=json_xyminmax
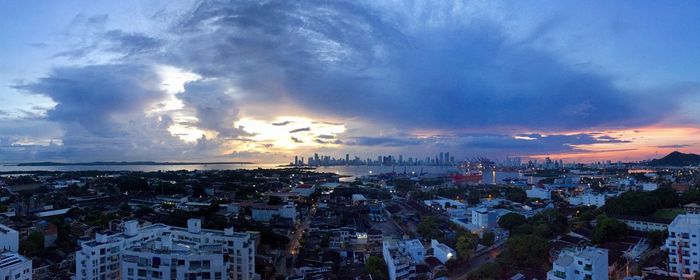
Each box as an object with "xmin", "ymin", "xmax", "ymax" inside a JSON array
[{"xmin": 448, "ymin": 170, "xmax": 483, "ymax": 183}]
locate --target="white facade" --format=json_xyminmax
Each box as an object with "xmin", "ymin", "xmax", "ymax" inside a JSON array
[
  {"xmin": 430, "ymin": 239, "xmax": 456, "ymax": 264},
  {"xmin": 666, "ymin": 214, "xmax": 700, "ymax": 277},
  {"xmin": 568, "ymin": 193, "xmax": 606, "ymax": 207},
  {"xmin": 251, "ymin": 202, "xmax": 297, "ymax": 222},
  {"xmin": 0, "ymin": 252, "xmax": 32, "ymax": 280},
  {"xmin": 471, "ymin": 208, "xmax": 498, "ymax": 230},
  {"xmin": 121, "ymin": 233, "xmax": 228, "ymax": 280},
  {"xmin": 291, "ymin": 185, "xmax": 315, "ymax": 197},
  {"xmin": 547, "ymin": 247, "xmax": 608, "ymax": 280},
  {"xmin": 76, "ymin": 219, "xmax": 255, "ymax": 280},
  {"xmin": 382, "ymin": 239, "xmax": 425, "ymax": 280},
  {"xmin": 0, "ymin": 224, "xmax": 19, "ymax": 252},
  {"xmin": 527, "ymin": 187, "xmax": 551, "ymax": 200},
  {"xmin": 617, "ymin": 217, "xmax": 668, "ymax": 232},
  {"xmin": 641, "ymin": 182, "xmax": 658, "ymax": 191}
]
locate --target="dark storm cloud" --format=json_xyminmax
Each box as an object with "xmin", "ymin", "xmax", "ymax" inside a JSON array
[
  {"xmin": 16, "ymin": 64, "xmax": 164, "ymax": 137},
  {"xmin": 290, "ymin": 136, "xmax": 303, "ymax": 143},
  {"xmin": 168, "ymin": 0, "xmax": 680, "ymax": 132},
  {"xmin": 289, "ymin": 127, "xmax": 311, "ymax": 133},
  {"xmin": 453, "ymin": 133, "xmax": 631, "ymax": 155},
  {"xmin": 345, "ymin": 136, "xmax": 423, "ymax": 147},
  {"xmin": 272, "ymin": 121, "xmax": 292, "ymax": 126},
  {"xmin": 314, "ymin": 138, "xmax": 342, "ymax": 145}
]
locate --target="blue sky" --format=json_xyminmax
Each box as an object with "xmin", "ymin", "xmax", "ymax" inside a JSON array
[{"xmin": 1, "ymin": 0, "xmax": 699, "ymax": 163}]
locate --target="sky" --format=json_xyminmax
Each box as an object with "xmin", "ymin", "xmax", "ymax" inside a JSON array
[{"xmin": 0, "ymin": 0, "xmax": 699, "ymax": 163}]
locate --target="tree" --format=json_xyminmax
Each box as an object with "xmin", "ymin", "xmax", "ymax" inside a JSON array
[
  {"xmin": 467, "ymin": 190, "xmax": 480, "ymax": 205},
  {"xmin": 268, "ymin": 196, "xmax": 282, "ymax": 205},
  {"xmin": 498, "ymin": 234, "xmax": 550, "ymax": 269},
  {"xmin": 512, "ymin": 224, "xmax": 533, "ymax": 236},
  {"xmin": 466, "ymin": 263, "xmax": 502, "ymax": 280},
  {"xmin": 498, "ymin": 213, "xmax": 526, "ymax": 232},
  {"xmin": 417, "ymin": 216, "xmax": 440, "ymax": 240},
  {"xmin": 531, "ymin": 209, "xmax": 568, "ymax": 235},
  {"xmin": 481, "ymin": 231, "xmax": 495, "ymax": 247},
  {"xmin": 648, "ymin": 230, "xmax": 668, "ymax": 248},
  {"xmin": 20, "ymin": 231, "xmax": 45, "ymax": 257},
  {"xmin": 592, "ymin": 216, "xmax": 628, "ymax": 244},
  {"xmin": 455, "ymin": 231, "xmax": 477, "ymax": 261},
  {"xmin": 365, "ymin": 256, "xmax": 388, "ymax": 280},
  {"xmin": 505, "ymin": 188, "xmax": 527, "ymax": 203}
]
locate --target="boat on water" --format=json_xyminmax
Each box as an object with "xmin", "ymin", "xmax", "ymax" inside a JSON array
[{"xmin": 448, "ymin": 170, "xmax": 483, "ymax": 182}]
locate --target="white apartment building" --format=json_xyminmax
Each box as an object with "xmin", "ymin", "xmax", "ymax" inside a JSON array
[
  {"xmin": 547, "ymin": 247, "xmax": 608, "ymax": 280},
  {"xmin": 666, "ymin": 214, "xmax": 700, "ymax": 277},
  {"xmin": 76, "ymin": 219, "xmax": 256, "ymax": 280},
  {"xmin": 527, "ymin": 187, "xmax": 552, "ymax": 200},
  {"xmin": 471, "ymin": 208, "xmax": 498, "ymax": 230},
  {"xmin": 641, "ymin": 182, "xmax": 658, "ymax": 191},
  {"xmin": 430, "ymin": 239, "xmax": 456, "ymax": 264},
  {"xmin": 121, "ymin": 232, "xmax": 228, "ymax": 280},
  {"xmin": 382, "ymin": 239, "xmax": 425, "ymax": 280},
  {"xmin": 568, "ymin": 193, "xmax": 606, "ymax": 207},
  {"xmin": 0, "ymin": 224, "xmax": 19, "ymax": 252},
  {"xmin": 0, "ymin": 252, "xmax": 32, "ymax": 280},
  {"xmin": 251, "ymin": 202, "xmax": 297, "ymax": 222}
]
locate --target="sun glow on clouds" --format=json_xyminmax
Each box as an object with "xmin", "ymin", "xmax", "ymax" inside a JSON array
[
  {"xmin": 533, "ymin": 127, "xmax": 700, "ymax": 161},
  {"xmin": 148, "ymin": 65, "xmax": 208, "ymax": 143},
  {"xmin": 234, "ymin": 117, "xmax": 346, "ymax": 150}
]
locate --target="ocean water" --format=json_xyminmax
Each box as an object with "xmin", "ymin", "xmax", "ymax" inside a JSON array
[{"xmin": 0, "ymin": 164, "xmax": 536, "ymax": 184}]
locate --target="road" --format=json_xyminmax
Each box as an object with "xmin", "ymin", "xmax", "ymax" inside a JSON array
[
  {"xmin": 281, "ymin": 205, "xmax": 316, "ymax": 275},
  {"xmin": 449, "ymin": 242, "xmax": 505, "ymax": 280}
]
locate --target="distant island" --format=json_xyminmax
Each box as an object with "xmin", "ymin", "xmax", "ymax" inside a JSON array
[
  {"xmin": 14, "ymin": 161, "xmax": 254, "ymax": 166},
  {"xmin": 648, "ymin": 151, "xmax": 700, "ymax": 166}
]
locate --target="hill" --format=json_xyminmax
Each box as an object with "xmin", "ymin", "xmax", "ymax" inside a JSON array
[{"xmin": 648, "ymin": 151, "xmax": 700, "ymax": 166}]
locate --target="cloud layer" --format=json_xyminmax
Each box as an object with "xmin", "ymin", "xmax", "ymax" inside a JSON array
[{"xmin": 3, "ymin": 0, "xmax": 699, "ymax": 162}]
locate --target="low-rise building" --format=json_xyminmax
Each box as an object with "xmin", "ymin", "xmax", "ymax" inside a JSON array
[
  {"xmin": 547, "ymin": 247, "xmax": 608, "ymax": 280},
  {"xmin": 613, "ymin": 215, "xmax": 671, "ymax": 232},
  {"xmin": 382, "ymin": 239, "xmax": 425, "ymax": 280},
  {"xmin": 0, "ymin": 224, "xmax": 19, "ymax": 252},
  {"xmin": 0, "ymin": 252, "xmax": 32, "ymax": 280},
  {"xmin": 430, "ymin": 239, "xmax": 456, "ymax": 264},
  {"xmin": 568, "ymin": 192, "xmax": 606, "ymax": 207}
]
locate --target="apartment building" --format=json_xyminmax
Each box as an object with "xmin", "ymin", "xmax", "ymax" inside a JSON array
[
  {"xmin": 666, "ymin": 214, "xmax": 700, "ymax": 277},
  {"xmin": 76, "ymin": 219, "xmax": 256, "ymax": 280},
  {"xmin": 547, "ymin": 247, "xmax": 608, "ymax": 280},
  {"xmin": 382, "ymin": 239, "xmax": 425, "ymax": 280},
  {"xmin": 0, "ymin": 252, "xmax": 32, "ymax": 280}
]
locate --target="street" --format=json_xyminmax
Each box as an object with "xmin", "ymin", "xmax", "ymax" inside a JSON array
[{"xmin": 450, "ymin": 242, "xmax": 505, "ymax": 280}]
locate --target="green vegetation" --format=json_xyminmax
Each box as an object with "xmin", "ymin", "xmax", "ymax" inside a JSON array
[
  {"xmin": 416, "ymin": 216, "xmax": 441, "ymax": 240},
  {"xmin": 20, "ymin": 231, "xmax": 45, "ymax": 257},
  {"xmin": 480, "ymin": 231, "xmax": 495, "ymax": 247},
  {"xmin": 497, "ymin": 213, "xmax": 526, "ymax": 232},
  {"xmin": 497, "ymin": 234, "xmax": 550, "ymax": 269},
  {"xmin": 652, "ymin": 208, "xmax": 685, "ymax": 220},
  {"xmin": 505, "ymin": 188, "xmax": 527, "ymax": 203},
  {"xmin": 592, "ymin": 215, "xmax": 628, "ymax": 244},
  {"xmin": 648, "ymin": 230, "xmax": 668, "ymax": 248},
  {"xmin": 455, "ymin": 231, "xmax": 478, "ymax": 261},
  {"xmin": 604, "ymin": 188, "xmax": 678, "ymax": 216},
  {"xmin": 365, "ymin": 256, "xmax": 388, "ymax": 280}
]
